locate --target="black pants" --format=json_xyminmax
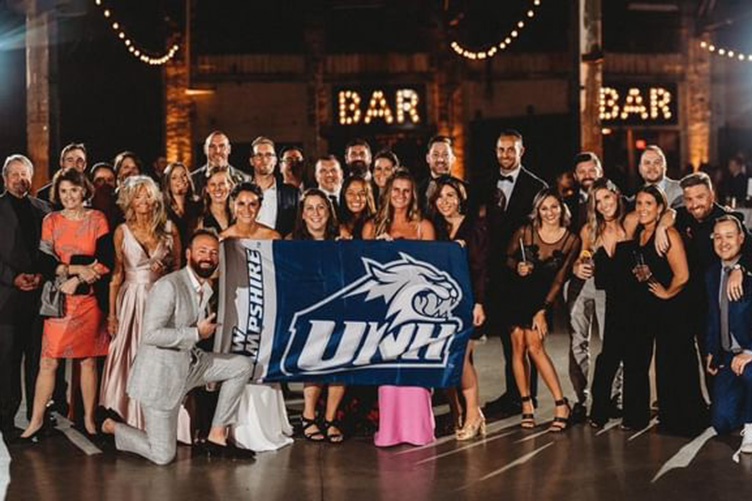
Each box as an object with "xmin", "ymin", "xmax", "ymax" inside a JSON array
[
  {"xmin": 590, "ymin": 305, "xmax": 628, "ymax": 424},
  {"xmin": 655, "ymin": 318, "xmax": 708, "ymax": 435},
  {"xmin": 0, "ymin": 290, "xmax": 44, "ymax": 428},
  {"xmin": 622, "ymin": 321, "xmax": 654, "ymax": 429}
]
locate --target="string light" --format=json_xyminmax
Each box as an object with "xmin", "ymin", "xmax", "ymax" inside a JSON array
[
  {"xmin": 450, "ymin": 0, "xmax": 542, "ymax": 60},
  {"xmin": 699, "ymin": 40, "xmax": 752, "ymax": 62},
  {"xmin": 93, "ymin": 0, "xmax": 180, "ymax": 66}
]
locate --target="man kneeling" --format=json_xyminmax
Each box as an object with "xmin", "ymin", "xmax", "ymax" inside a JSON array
[
  {"xmin": 706, "ymin": 216, "xmax": 752, "ymax": 453},
  {"xmin": 101, "ymin": 229, "xmax": 253, "ymax": 464}
]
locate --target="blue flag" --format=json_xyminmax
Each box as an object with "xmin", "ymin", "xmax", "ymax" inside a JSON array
[{"xmin": 216, "ymin": 240, "xmax": 474, "ymax": 388}]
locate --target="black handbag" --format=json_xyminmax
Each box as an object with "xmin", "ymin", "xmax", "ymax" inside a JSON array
[{"xmin": 39, "ymin": 277, "xmax": 65, "ymax": 318}]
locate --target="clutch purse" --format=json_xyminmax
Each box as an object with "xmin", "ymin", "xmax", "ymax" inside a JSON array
[{"xmin": 39, "ymin": 277, "xmax": 65, "ymax": 318}]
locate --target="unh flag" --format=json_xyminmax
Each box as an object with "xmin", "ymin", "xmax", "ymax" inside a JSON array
[{"xmin": 215, "ymin": 240, "xmax": 474, "ymax": 388}]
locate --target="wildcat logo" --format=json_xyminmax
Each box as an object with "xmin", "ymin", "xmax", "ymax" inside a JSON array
[{"xmin": 281, "ymin": 253, "xmax": 465, "ymax": 376}]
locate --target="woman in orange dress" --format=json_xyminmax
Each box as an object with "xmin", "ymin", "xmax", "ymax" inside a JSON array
[{"xmin": 18, "ymin": 169, "xmax": 110, "ymax": 441}]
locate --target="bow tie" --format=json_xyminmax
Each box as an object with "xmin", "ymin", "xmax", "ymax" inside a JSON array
[{"xmin": 499, "ymin": 175, "xmax": 514, "ymax": 183}]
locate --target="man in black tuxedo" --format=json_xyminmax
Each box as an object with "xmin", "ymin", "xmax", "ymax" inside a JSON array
[
  {"xmin": 483, "ymin": 130, "xmax": 547, "ymax": 417},
  {"xmin": 248, "ymin": 136, "xmax": 299, "ymax": 237},
  {"xmin": 0, "ymin": 155, "xmax": 50, "ymax": 437}
]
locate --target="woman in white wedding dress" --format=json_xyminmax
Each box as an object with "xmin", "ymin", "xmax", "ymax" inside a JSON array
[{"xmin": 219, "ymin": 182, "xmax": 293, "ymax": 451}]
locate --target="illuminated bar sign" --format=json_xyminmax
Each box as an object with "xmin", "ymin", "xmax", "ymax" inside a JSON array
[
  {"xmin": 334, "ymin": 85, "xmax": 426, "ymax": 128},
  {"xmin": 599, "ymin": 83, "xmax": 678, "ymax": 126}
]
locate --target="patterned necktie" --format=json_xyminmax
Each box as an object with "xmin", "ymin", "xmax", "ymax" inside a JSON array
[{"xmin": 720, "ymin": 266, "xmax": 732, "ymax": 352}]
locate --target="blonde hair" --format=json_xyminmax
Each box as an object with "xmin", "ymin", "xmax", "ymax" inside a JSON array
[
  {"xmin": 372, "ymin": 168, "xmax": 421, "ymax": 236},
  {"xmin": 117, "ymin": 175, "xmax": 168, "ymax": 238}
]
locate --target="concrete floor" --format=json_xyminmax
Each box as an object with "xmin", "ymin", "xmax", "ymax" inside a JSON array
[{"xmin": 2, "ymin": 330, "xmax": 750, "ymax": 501}]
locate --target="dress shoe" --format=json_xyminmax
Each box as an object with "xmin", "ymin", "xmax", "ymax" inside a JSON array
[
  {"xmin": 570, "ymin": 402, "xmax": 588, "ymax": 425},
  {"xmin": 741, "ymin": 424, "xmax": 752, "ymax": 454},
  {"xmin": 199, "ymin": 440, "xmax": 256, "ymax": 460}
]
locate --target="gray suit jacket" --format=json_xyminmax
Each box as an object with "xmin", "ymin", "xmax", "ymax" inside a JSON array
[{"xmin": 128, "ymin": 267, "xmax": 206, "ymax": 410}]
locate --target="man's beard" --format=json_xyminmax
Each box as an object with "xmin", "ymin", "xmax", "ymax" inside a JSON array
[
  {"xmin": 191, "ymin": 258, "xmax": 218, "ymax": 278},
  {"xmin": 348, "ymin": 161, "xmax": 369, "ymax": 178}
]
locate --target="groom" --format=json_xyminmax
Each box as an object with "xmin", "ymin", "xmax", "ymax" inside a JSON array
[{"xmin": 101, "ymin": 229, "xmax": 253, "ymax": 464}]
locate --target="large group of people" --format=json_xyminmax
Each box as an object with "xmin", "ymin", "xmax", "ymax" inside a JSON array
[{"xmin": 1, "ymin": 128, "xmax": 751, "ymax": 466}]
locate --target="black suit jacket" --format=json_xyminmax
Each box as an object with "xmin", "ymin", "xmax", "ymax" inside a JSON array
[
  {"xmin": 486, "ymin": 166, "xmax": 547, "ymax": 264},
  {"xmin": 0, "ymin": 193, "xmax": 51, "ymax": 316},
  {"xmin": 274, "ymin": 179, "xmax": 300, "ymax": 237}
]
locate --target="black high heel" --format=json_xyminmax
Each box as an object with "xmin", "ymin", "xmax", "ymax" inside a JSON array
[
  {"xmin": 550, "ymin": 398, "xmax": 571, "ymax": 433},
  {"xmin": 520, "ymin": 395, "xmax": 536, "ymax": 429},
  {"xmin": 13, "ymin": 427, "xmax": 43, "ymax": 445},
  {"xmin": 301, "ymin": 416, "xmax": 325, "ymax": 442},
  {"xmin": 323, "ymin": 420, "xmax": 344, "ymax": 444}
]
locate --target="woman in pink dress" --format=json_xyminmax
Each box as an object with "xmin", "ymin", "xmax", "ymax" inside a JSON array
[
  {"xmin": 363, "ymin": 169, "xmax": 436, "ymax": 447},
  {"xmin": 99, "ymin": 176, "xmax": 181, "ymax": 430}
]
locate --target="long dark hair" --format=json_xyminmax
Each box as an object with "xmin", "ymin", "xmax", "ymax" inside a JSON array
[
  {"xmin": 338, "ymin": 176, "xmax": 375, "ymax": 239},
  {"xmin": 634, "ymin": 183, "xmax": 667, "ymax": 232},
  {"xmin": 429, "ymin": 175, "xmax": 468, "ymax": 241},
  {"xmin": 291, "ymin": 188, "xmax": 340, "ymax": 241},
  {"xmin": 162, "ymin": 162, "xmax": 199, "ymax": 212}
]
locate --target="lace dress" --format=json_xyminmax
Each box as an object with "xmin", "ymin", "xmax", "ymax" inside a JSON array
[{"xmin": 505, "ymin": 224, "xmax": 581, "ymax": 328}]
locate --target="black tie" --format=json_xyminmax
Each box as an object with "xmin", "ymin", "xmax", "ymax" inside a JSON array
[
  {"xmin": 720, "ymin": 266, "xmax": 732, "ymax": 352},
  {"xmin": 328, "ymin": 195, "xmax": 338, "ymax": 208},
  {"xmin": 499, "ymin": 175, "xmax": 514, "ymax": 183}
]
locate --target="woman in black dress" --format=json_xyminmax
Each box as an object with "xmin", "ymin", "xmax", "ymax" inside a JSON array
[
  {"xmin": 624, "ymin": 184, "xmax": 708, "ymax": 435},
  {"xmin": 431, "ymin": 175, "xmax": 489, "ymax": 440},
  {"xmin": 506, "ymin": 188, "xmax": 580, "ymax": 431}
]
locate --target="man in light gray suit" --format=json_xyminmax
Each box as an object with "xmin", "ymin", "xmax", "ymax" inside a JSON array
[
  {"xmin": 101, "ymin": 229, "xmax": 253, "ymax": 464},
  {"xmin": 639, "ymin": 145, "xmax": 683, "ymax": 208}
]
